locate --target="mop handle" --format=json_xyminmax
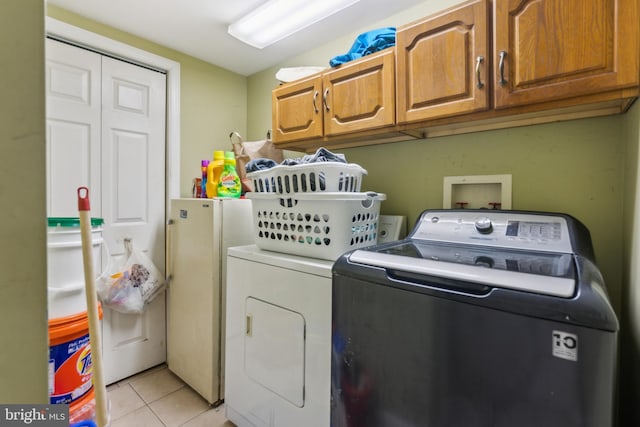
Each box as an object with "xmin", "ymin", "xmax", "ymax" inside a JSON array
[{"xmin": 77, "ymin": 187, "xmax": 109, "ymax": 427}]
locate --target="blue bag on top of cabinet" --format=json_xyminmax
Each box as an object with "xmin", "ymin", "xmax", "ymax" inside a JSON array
[{"xmin": 329, "ymin": 27, "xmax": 396, "ymax": 67}]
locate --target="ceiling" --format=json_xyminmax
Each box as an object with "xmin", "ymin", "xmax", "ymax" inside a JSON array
[{"xmin": 46, "ymin": 0, "xmax": 426, "ymax": 76}]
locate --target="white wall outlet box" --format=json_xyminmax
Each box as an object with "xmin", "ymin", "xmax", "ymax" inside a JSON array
[
  {"xmin": 378, "ymin": 215, "xmax": 407, "ymax": 243},
  {"xmin": 443, "ymin": 174, "xmax": 512, "ymax": 210}
]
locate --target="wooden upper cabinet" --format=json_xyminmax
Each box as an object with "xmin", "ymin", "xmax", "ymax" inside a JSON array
[
  {"xmin": 272, "ymin": 48, "xmax": 395, "ymax": 144},
  {"xmin": 272, "ymin": 0, "xmax": 639, "ymax": 149},
  {"xmin": 493, "ymin": 0, "xmax": 640, "ymax": 108},
  {"xmin": 396, "ymin": 0, "xmax": 489, "ymax": 124},
  {"xmin": 272, "ymin": 75, "xmax": 323, "ymax": 143},
  {"xmin": 323, "ymin": 48, "xmax": 395, "ymax": 136}
]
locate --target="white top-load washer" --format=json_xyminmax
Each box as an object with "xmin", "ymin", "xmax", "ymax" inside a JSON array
[{"xmin": 224, "ymin": 245, "xmax": 333, "ymax": 427}]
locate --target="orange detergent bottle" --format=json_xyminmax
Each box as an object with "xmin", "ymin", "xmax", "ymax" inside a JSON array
[{"xmin": 205, "ymin": 151, "xmax": 225, "ymax": 198}]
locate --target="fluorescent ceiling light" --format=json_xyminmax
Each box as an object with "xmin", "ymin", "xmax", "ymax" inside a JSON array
[{"xmin": 228, "ymin": 0, "xmax": 361, "ymax": 49}]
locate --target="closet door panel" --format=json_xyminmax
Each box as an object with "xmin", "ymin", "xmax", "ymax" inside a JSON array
[
  {"xmin": 101, "ymin": 56, "xmax": 166, "ymax": 262},
  {"xmin": 45, "ymin": 39, "xmax": 101, "ymax": 217},
  {"xmin": 101, "ymin": 56, "xmax": 167, "ymax": 384}
]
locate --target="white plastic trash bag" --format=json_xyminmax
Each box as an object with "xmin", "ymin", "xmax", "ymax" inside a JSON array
[{"xmin": 96, "ymin": 239, "xmax": 165, "ymax": 314}]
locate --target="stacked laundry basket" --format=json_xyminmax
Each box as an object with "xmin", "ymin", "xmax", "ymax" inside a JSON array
[{"xmin": 245, "ymin": 161, "xmax": 386, "ymax": 261}]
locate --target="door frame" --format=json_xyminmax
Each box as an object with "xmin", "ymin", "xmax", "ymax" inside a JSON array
[{"xmin": 45, "ymin": 17, "xmax": 181, "ymax": 208}]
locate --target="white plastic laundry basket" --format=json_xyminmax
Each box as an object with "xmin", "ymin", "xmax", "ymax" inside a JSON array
[
  {"xmin": 247, "ymin": 191, "xmax": 385, "ymax": 261},
  {"xmin": 247, "ymin": 162, "xmax": 366, "ymax": 195}
]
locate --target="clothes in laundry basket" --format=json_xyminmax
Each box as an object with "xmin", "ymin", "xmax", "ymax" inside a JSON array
[
  {"xmin": 281, "ymin": 147, "xmax": 347, "ymax": 165},
  {"xmin": 246, "ymin": 158, "xmax": 278, "ymax": 172},
  {"xmin": 245, "ymin": 147, "xmax": 347, "ymax": 172},
  {"xmin": 329, "ymin": 27, "xmax": 396, "ymax": 67}
]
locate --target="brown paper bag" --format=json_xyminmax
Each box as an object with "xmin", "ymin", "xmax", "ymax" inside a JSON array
[{"xmin": 230, "ymin": 131, "xmax": 284, "ymax": 193}]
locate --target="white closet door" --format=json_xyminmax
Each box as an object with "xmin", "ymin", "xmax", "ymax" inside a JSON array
[
  {"xmin": 46, "ymin": 39, "xmax": 167, "ymax": 384},
  {"xmin": 100, "ymin": 56, "xmax": 167, "ymax": 384},
  {"xmin": 46, "ymin": 39, "xmax": 101, "ymax": 216}
]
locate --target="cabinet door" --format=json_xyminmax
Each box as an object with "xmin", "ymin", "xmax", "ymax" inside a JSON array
[
  {"xmin": 322, "ymin": 49, "xmax": 396, "ymax": 136},
  {"xmin": 396, "ymin": 0, "xmax": 489, "ymax": 124},
  {"xmin": 494, "ymin": 0, "xmax": 639, "ymax": 109},
  {"xmin": 272, "ymin": 75, "xmax": 323, "ymax": 143}
]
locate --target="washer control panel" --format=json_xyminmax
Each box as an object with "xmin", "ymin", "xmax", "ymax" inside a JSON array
[{"xmin": 411, "ymin": 211, "xmax": 572, "ymax": 253}]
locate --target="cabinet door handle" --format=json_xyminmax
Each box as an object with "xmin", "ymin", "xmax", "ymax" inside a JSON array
[
  {"xmin": 312, "ymin": 90, "xmax": 319, "ymax": 113},
  {"xmin": 323, "ymin": 88, "xmax": 330, "ymax": 112},
  {"xmin": 498, "ymin": 50, "xmax": 507, "ymax": 86},
  {"xmin": 476, "ymin": 55, "xmax": 485, "ymax": 89}
]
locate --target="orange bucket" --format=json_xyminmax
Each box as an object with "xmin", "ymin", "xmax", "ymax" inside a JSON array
[
  {"xmin": 48, "ymin": 305, "xmax": 102, "ymax": 405},
  {"xmin": 69, "ymin": 387, "xmax": 97, "ymax": 425}
]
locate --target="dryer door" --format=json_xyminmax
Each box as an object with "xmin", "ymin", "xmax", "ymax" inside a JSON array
[{"xmin": 245, "ymin": 297, "xmax": 306, "ymax": 407}]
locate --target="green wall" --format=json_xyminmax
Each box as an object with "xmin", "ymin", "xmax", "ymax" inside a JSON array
[
  {"xmin": 46, "ymin": 5, "xmax": 248, "ymax": 198},
  {"xmin": 344, "ymin": 117, "xmax": 624, "ymax": 305},
  {"xmin": 622, "ymin": 100, "xmax": 640, "ymax": 425},
  {"xmin": 0, "ymin": 1, "xmax": 48, "ymax": 403}
]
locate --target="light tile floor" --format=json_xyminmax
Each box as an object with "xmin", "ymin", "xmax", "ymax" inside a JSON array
[{"xmin": 106, "ymin": 364, "xmax": 236, "ymax": 427}]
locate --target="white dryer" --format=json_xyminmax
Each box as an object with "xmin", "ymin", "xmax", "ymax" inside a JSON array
[{"xmin": 225, "ymin": 245, "xmax": 333, "ymax": 427}]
